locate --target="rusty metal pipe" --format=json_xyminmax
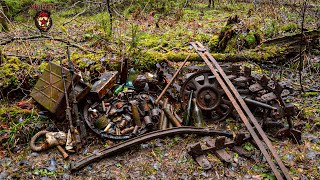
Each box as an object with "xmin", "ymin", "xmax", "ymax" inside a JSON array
[
  {"xmin": 155, "ymin": 55, "xmax": 190, "ymax": 105},
  {"xmin": 163, "ymin": 106, "xmax": 181, "ymax": 127},
  {"xmin": 159, "ymin": 98, "xmax": 168, "ymax": 130},
  {"xmin": 70, "ymin": 127, "xmax": 233, "ymax": 172},
  {"xmin": 242, "ymin": 96, "xmax": 277, "ymax": 110}
]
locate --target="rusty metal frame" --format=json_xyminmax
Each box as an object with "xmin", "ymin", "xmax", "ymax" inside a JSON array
[{"xmin": 190, "ymin": 42, "xmax": 290, "ymax": 180}]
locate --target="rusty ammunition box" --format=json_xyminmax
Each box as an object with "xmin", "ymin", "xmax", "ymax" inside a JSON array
[
  {"xmin": 30, "ymin": 62, "xmax": 80, "ymax": 118},
  {"xmin": 90, "ymin": 71, "xmax": 119, "ymax": 100}
]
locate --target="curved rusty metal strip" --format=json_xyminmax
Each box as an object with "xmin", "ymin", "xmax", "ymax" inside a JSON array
[{"xmin": 70, "ymin": 127, "xmax": 232, "ymax": 172}]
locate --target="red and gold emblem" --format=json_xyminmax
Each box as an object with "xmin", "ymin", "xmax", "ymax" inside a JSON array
[{"xmin": 34, "ymin": 10, "xmax": 52, "ymax": 32}]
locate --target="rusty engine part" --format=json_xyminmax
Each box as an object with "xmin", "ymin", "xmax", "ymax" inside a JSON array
[
  {"xmin": 190, "ymin": 42, "xmax": 290, "ymax": 180},
  {"xmin": 83, "ymin": 92, "xmax": 160, "ymax": 140},
  {"xmin": 181, "ymin": 70, "xmax": 233, "ymax": 121},
  {"xmin": 180, "ymin": 66, "xmax": 297, "ymax": 134},
  {"xmin": 30, "ymin": 130, "xmax": 69, "ymax": 159},
  {"xmin": 70, "ymin": 127, "xmax": 233, "ymax": 172}
]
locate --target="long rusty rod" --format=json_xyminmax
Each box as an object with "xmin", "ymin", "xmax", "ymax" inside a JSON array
[
  {"xmin": 190, "ymin": 42, "xmax": 290, "ymax": 180},
  {"xmin": 196, "ymin": 42, "xmax": 291, "ymax": 179},
  {"xmin": 70, "ymin": 127, "xmax": 232, "ymax": 171},
  {"xmin": 155, "ymin": 54, "xmax": 190, "ymax": 105}
]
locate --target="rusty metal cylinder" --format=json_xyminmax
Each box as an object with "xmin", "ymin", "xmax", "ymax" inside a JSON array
[
  {"xmin": 120, "ymin": 126, "xmax": 135, "ymax": 135},
  {"xmin": 103, "ymin": 122, "xmax": 113, "ymax": 132},
  {"xmin": 119, "ymin": 120, "xmax": 127, "ymax": 129},
  {"xmin": 144, "ymin": 116, "xmax": 154, "ymax": 128},
  {"xmin": 131, "ymin": 103, "xmax": 142, "ymax": 127},
  {"xmin": 168, "ymin": 122, "xmax": 173, "ymax": 128},
  {"xmin": 151, "ymin": 108, "xmax": 160, "ymax": 122},
  {"xmin": 102, "ymin": 101, "xmax": 106, "ymax": 112},
  {"xmin": 116, "ymin": 128, "xmax": 121, "ymax": 135},
  {"xmin": 163, "ymin": 105, "xmax": 181, "ymax": 127},
  {"xmin": 159, "ymin": 98, "xmax": 168, "ymax": 130},
  {"xmin": 132, "ymin": 125, "xmax": 139, "ymax": 135},
  {"xmin": 174, "ymin": 112, "xmax": 183, "ymax": 124},
  {"xmin": 141, "ymin": 101, "xmax": 150, "ymax": 113}
]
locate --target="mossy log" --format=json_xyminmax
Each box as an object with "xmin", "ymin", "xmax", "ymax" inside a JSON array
[{"xmin": 142, "ymin": 29, "xmax": 319, "ymax": 65}]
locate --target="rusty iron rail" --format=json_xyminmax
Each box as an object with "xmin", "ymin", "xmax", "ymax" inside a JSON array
[
  {"xmin": 70, "ymin": 127, "xmax": 232, "ymax": 172},
  {"xmin": 190, "ymin": 42, "xmax": 290, "ymax": 180}
]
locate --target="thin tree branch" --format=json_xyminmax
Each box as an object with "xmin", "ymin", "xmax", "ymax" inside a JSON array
[{"xmin": 0, "ymin": 35, "xmax": 96, "ymax": 53}]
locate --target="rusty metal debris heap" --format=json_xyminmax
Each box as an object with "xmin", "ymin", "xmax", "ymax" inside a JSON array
[{"xmin": 30, "ymin": 43, "xmax": 301, "ymax": 179}]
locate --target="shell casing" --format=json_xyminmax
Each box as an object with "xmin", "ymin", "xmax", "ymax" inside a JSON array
[
  {"xmin": 103, "ymin": 122, "xmax": 113, "ymax": 132},
  {"xmin": 132, "ymin": 125, "xmax": 139, "ymax": 135},
  {"xmin": 151, "ymin": 108, "xmax": 160, "ymax": 122},
  {"xmin": 131, "ymin": 103, "xmax": 142, "ymax": 127},
  {"xmin": 120, "ymin": 126, "xmax": 135, "ymax": 135},
  {"xmin": 143, "ymin": 116, "xmax": 153, "ymax": 128},
  {"xmin": 119, "ymin": 119, "xmax": 127, "ymax": 129},
  {"xmin": 112, "ymin": 116, "xmax": 122, "ymax": 122}
]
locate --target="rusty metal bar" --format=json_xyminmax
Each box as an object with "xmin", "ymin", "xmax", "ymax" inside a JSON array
[
  {"xmin": 70, "ymin": 127, "xmax": 233, "ymax": 172},
  {"xmin": 190, "ymin": 42, "xmax": 290, "ymax": 180},
  {"xmin": 155, "ymin": 54, "xmax": 190, "ymax": 105}
]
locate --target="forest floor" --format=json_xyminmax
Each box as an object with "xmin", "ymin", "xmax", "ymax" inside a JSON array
[{"xmin": 0, "ymin": 1, "xmax": 320, "ymax": 179}]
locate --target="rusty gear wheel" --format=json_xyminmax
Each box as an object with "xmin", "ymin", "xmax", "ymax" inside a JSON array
[{"xmin": 181, "ymin": 70, "xmax": 233, "ymax": 121}]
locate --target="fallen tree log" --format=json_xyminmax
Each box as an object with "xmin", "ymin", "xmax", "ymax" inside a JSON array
[{"xmin": 139, "ymin": 29, "xmax": 319, "ymax": 67}]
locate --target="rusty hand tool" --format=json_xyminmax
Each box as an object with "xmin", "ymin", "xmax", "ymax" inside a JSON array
[
  {"xmin": 30, "ymin": 130, "xmax": 69, "ymax": 159},
  {"xmin": 155, "ymin": 54, "xmax": 190, "ymax": 105},
  {"xmin": 190, "ymin": 42, "xmax": 290, "ymax": 180},
  {"xmin": 70, "ymin": 127, "xmax": 233, "ymax": 172}
]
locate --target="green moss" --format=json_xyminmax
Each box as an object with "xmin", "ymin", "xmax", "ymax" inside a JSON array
[
  {"xmin": 224, "ymin": 36, "xmax": 238, "ymax": 53},
  {"xmin": 281, "ymin": 23, "xmax": 299, "ymax": 33},
  {"xmin": 208, "ymin": 35, "xmax": 219, "ymax": 52},
  {"xmin": 245, "ymin": 32, "xmax": 256, "ymax": 47},
  {"xmin": 0, "ymin": 57, "xmax": 33, "ymax": 89}
]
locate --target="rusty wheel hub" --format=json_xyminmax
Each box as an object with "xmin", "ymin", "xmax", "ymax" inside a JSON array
[{"xmin": 181, "ymin": 70, "xmax": 233, "ymax": 121}]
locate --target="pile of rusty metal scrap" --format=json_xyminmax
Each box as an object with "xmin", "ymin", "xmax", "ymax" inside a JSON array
[{"xmin": 30, "ymin": 43, "xmax": 301, "ymax": 179}]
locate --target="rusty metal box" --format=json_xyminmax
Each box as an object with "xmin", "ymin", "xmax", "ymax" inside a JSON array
[
  {"xmin": 30, "ymin": 62, "xmax": 80, "ymax": 116},
  {"xmin": 90, "ymin": 71, "xmax": 118, "ymax": 100}
]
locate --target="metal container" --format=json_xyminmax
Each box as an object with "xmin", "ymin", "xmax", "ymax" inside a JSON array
[
  {"xmin": 90, "ymin": 71, "xmax": 118, "ymax": 99},
  {"xmin": 30, "ymin": 62, "xmax": 80, "ymax": 118}
]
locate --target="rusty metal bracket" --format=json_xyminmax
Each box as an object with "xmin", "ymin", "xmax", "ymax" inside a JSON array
[
  {"xmin": 70, "ymin": 127, "xmax": 232, "ymax": 172},
  {"xmin": 190, "ymin": 42, "xmax": 290, "ymax": 180}
]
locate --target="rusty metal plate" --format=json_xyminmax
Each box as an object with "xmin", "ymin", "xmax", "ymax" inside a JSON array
[
  {"xmin": 260, "ymin": 92, "xmax": 277, "ymax": 102},
  {"xmin": 233, "ymin": 76, "xmax": 249, "ymax": 83},
  {"xmin": 90, "ymin": 71, "xmax": 118, "ymax": 99},
  {"xmin": 30, "ymin": 62, "xmax": 80, "ymax": 115},
  {"xmin": 249, "ymin": 83, "xmax": 263, "ymax": 92}
]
